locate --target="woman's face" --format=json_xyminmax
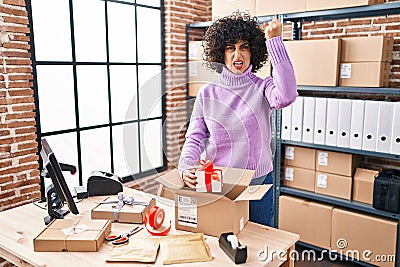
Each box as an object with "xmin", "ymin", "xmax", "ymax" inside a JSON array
[{"xmin": 224, "ymin": 39, "xmax": 251, "ymax": 74}]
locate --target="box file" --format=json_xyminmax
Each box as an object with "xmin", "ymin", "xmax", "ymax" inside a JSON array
[
  {"xmin": 281, "ymin": 105, "xmax": 292, "ymax": 140},
  {"xmin": 325, "ymin": 98, "xmax": 339, "ymax": 147},
  {"xmin": 362, "ymin": 100, "xmax": 379, "ymax": 152},
  {"xmin": 290, "ymin": 96, "xmax": 304, "ymax": 142},
  {"xmin": 390, "ymin": 102, "xmax": 400, "ymax": 155},
  {"xmin": 349, "ymin": 99, "xmax": 365, "ymax": 150},
  {"xmin": 313, "ymin": 98, "xmax": 327, "ymax": 145},
  {"xmin": 376, "ymin": 102, "xmax": 394, "ymax": 153},
  {"xmin": 336, "ymin": 99, "xmax": 352, "ymax": 148},
  {"xmin": 302, "ymin": 97, "xmax": 315, "ymax": 143}
]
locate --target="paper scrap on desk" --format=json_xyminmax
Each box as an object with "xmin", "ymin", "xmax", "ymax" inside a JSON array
[
  {"xmin": 106, "ymin": 238, "xmax": 160, "ymax": 263},
  {"xmin": 160, "ymin": 233, "xmax": 212, "ymax": 265}
]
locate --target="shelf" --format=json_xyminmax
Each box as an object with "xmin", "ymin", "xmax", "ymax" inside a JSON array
[
  {"xmin": 281, "ymin": 140, "xmax": 400, "ymax": 161},
  {"xmin": 297, "ymin": 86, "xmax": 400, "ymax": 95},
  {"xmin": 188, "ymin": 21, "xmax": 212, "ymax": 28},
  {"xmin": 283, "ymin": 1, "xmax": 400, "ymax": 22},
  {"xmin": 280, "ymin": 187, "xmax": 400, "ymax": 220}
]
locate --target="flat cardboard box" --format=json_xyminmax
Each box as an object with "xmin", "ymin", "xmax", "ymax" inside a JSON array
[
  {"xmin": 33, "ymin": 217, "xmax": 111, "ymax": 252},
  {"xmin": 315, "ymin": 150, "xmax": 361, "ymax": 177},
  {"xmin": 156, "ymin": 167, "xmax": 271, "ymax": 237},
  {"xmin": 306, "ymin": 0, "xmax": 384, "ymax": 12},
  {"xmin": 341, "ymin": 35, "xmax": 394, "ymax": 63},
  {"xmin": 279, "ymin": 195, "xmax": 333, "ymax": 249},
  {"xmin": 283, "ymin": 166, "xmax": 315, "ymax": 192},
  {"xmin": 188, "ymin": 61, "xmax": 220, "ymax": 97},
  {"xmin": 284, "ymin": 145, "xmax": 316, "ymax": 170},
  {"xmin": 315, "ymin": 172, "xmax": 352, "ymax": 200},
  {"xmin": 331, "ymin": 208, "xmax": 397, "ymax": 267},
  {"xmin": 352, "ymin": 168, "xmax": 379, "ymax": 205},
  {"xmin": 91, "ymin": 191, "xmax": 156, "ymax": 223},
  {"xmin": 212, "ymin": 0, "xmax": 255, "ymax": 20},
  {"xmin": 339, "ymin": 62, "xmax": 390, "ymax": 87},
  {"xmin": 284, "ymin": 39, "xmax": 341, "ymax": 86},
  {"xmin": 255, "ymin": 0, "xmax": 306, "ymax": 16}
]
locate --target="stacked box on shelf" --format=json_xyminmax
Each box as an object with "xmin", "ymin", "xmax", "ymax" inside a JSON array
[
  {"xmin": 212, "ymin": 0, "xmax": 255, "ymax": 20},
  {"xmin": 352, "ymin": 167, "xmax": 379, "ymax": 205},
  {"xmin": 315, "ymin": 150, "xmax": 361, "ymax": 200},
  {"xmin": 254, "ymin": 0, "xmax": 306, "ymax": 16},
  {"xmin": 339, "ymin": 35, "xmax": 393, "ymax": 87},
  {"xmin": 306, "ymin": 0, "xmax": 384, "ymax": 12},
  {"xmin": 283, "ymin": 145, "xmax": 316, "ymax": 192}
]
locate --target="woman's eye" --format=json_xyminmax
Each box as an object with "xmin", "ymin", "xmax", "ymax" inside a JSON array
[
  {"xmin": 226, "ymin": 46, "xmax": 235, "ymax": 51},
  {"xmin": 241, "ymin": 44, "xmax": 250, "ymax": 50}
]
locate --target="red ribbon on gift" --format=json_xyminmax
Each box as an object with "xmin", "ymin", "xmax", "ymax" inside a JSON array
[{"xmin": 199, "ymin": 160, "xmax": 222, "ymax": 192}]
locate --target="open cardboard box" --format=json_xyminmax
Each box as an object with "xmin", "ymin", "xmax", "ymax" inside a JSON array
[
  {"xmin": 156, "ymin": 167, "xmax": 272, "ymax": 237},
  {"xmin": 33, "ymin": 217, "xmax": 111, "ymax": 252},
  {"xmin": 91, "ymin": 190, "xmax": 156, "ymax": 223}
]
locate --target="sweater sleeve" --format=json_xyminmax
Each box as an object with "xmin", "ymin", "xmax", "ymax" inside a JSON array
[
  {"xmin": 263, "ymin": 36, "xmax": 298, "ymax": 109},
  {"xmin": 178, "ymin": 94, "xmax": 208, "ymax": 176}
]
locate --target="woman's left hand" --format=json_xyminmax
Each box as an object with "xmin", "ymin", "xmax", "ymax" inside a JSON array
[{"xmin": 264, "ymin": 18, "xmax": 283, "ymax": 39}]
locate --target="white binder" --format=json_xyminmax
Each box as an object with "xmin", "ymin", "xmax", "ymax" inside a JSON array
[
  {"xmin": 281, "ymin": 104, "xmax": 292, "ymax": 140},
  {"xmin": 290, "ymin": 96, "xmax": 304, "ymax": 142},
  {"xmin": 362, "ymin": 100, "xmax": 379, "ymax": 151},
  {"xmin": 390, "ymin": 102, "xmax": 400, "ymax": 155},
  {"xmin": 336, "ymin": 99, "xmax": 352, "ymax": 148},
  {"xmin": 376, "ymin": 101, "xmax": 394, "ymax": 153},
  {"xmin": 302, "ymin": 97, "xmax": 315, "ymax": 143},
  {"xmin": 349, "ymin": 99, "xmax": 365, "ymax": 150},
  {"xmin": 325, "ymin": 98, "xmax": 339, "ymax": 147},
  {"xmin": 313, "ymin": 98, "xmax": 327, "ymax": 145}
]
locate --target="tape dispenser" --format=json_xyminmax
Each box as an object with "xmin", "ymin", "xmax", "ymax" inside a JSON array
[{"xmin": 218, "ymin": 232, "xmax": 247, "ymax": 264}]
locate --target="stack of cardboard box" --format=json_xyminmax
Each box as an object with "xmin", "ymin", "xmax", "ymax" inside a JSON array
[{"xmin": 339, "ymin": 35, "xmax": 394, "ymax": 87}]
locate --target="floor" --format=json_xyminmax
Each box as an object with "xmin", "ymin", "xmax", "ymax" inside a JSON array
[{"xmin": 295, "ymin": 245, "xmax": 363, "ymax": 267}]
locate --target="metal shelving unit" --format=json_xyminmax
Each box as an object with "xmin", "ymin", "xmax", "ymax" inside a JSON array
[{"xmin": 184, "ymin": 3, "xmax": 400, "ymax": 266}]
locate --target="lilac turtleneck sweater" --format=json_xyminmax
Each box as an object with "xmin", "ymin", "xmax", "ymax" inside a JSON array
[{"xmin": 178, "ymin": 36, "xmax": 298, "ymax": 179}]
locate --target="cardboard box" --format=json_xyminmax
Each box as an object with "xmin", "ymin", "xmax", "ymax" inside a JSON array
[
  {"xmin": 254, "ymin": 60, "xmax": 272, "ymax": 79},
  {"xmin": 353, "ymin": 168, "xmax": 379, "ymax": 204},
  {"xmin": 91, "ymin": 192, "xmax": 156, "ymax": 223},
  {"xmin": 284, "ymin": 145, "xmax": 316, "ymax": 170},
  {"xmin": 255, "ymin": 0, "xmax": 306, "ymax": 16},
  {"xmin": 306, "ymin": 0, "xmax": 384, "ymax": 12},
  {"xmin": 279, "ymin": 195, "xmax": 333, "ymax": 249},
  {"xmin": 212, "ymin": 0, "xmax": 255, "ymax": 20},
  {"xmin": 33, "ymin": 218, "xmax": 111, "ymax": 252},
  {"xmin": 315, "ymin": 150, "xmax": 361, "ymax": 177},
  {"xmin": 188, "ymin": 61, "xmax": 220, "ymax": 97},
  {"xmin": 156, "ymin": 167, "xmax": 271, "ymax": 237},
  {"xmin": 284, "ymin": 39, "xmax": 341, "ymax": 86},
  {"xmin": 331, "ymin": 208, "xmax": 397, "ymax": 267},
  {"xmin": 283, "ymin": 166, "xmax": 315, "ymax": 192},
  {"xmin": 315, "ymin": 172, "xmax": 352, "ymax": 200},
  {"xmin": 341, "ymin": 36, "xmax": 393, "ymax": 63},
  {"xmin": 188, "ymin": 41, "xmax": 204, "ymax": 61},
  {"xmin": 339, "ymin": 62, "xmax": 390, "ymax": 87}
]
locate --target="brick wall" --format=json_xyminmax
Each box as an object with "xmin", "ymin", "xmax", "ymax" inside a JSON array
[{"xmin": 0, "ymin": 0, "xmax": 40, "ymax": 213}]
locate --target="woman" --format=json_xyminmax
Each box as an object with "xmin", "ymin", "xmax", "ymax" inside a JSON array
[{"xmin": 178, "ymin": 11, "xmax": 298, "ymax": 226}]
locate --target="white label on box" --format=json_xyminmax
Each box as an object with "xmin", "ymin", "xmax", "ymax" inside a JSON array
[
  {"xmin": 318, "ymin": 152, "xmax": 328, "ymax": 166},
  {"xmin": 317, "ymin": 174, "xmax": 328, "ymax": 188},
  {"xmin": 340, "ymin": 63, "xmax": 351, "ymax": 78},
  {"xmin": 285, "ymin": 146, "xmax": 295, "ymax": 160},
  {"xmin": 240, "ymin": 217, "xmax": 245, "ymax": 231},
  {"xmin": 189, "ymin": 62, "xmax": 198, "ymax": 77},
  {"xmin": 177, "ymin": 195, "xmax": 198, "ymax": 228},
  {"xmin": 189, "ymin": 43, "xmax": 199, "ymax": 60},
  {"xmin": 285, "ymin": 167, "xmax": 294, "ymax": 181}
]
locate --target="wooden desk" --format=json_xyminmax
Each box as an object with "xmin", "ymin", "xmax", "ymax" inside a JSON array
[{"xmin": 0, "ymin": 188, "xmax": 299, "ymax": 266}]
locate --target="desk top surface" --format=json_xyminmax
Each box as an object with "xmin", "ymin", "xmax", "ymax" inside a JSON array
[{"xmin": 0, "ymin": 187, "xmax": 299, "ymax": 267}]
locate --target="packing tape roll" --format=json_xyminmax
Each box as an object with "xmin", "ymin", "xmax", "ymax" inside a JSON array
[
  {"xmin": 147, "ymin": 206, "xmax": 165, "ymax": 229},
  {"xmin": 227, "ymin": 235, "xmax": 239, "ymax": 249},
  {"xmin": 144, "ymin": 205, "xmax": 171, "ymax": 236}
]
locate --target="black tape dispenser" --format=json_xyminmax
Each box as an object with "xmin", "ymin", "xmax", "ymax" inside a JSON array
[
  {"xmin": 87, "ymin": 170, "xmax": 123, "ymax": 196},
  {"xmin": 219, "ymin": 232, "xmax": 247, "ymax": 264}
]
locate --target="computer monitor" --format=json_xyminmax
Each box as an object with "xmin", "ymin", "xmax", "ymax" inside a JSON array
[{"xmin": 40, "ymin": 138, "xmax": 79, "ymax": 224}]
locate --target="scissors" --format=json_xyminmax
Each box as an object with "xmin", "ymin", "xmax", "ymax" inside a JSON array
[{"xmin": 105, "ymin": 226, "xmax": 143, "ymax": 245}]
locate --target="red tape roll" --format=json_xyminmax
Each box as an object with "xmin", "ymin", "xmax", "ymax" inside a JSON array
[{"xmin": 144, "ymin": 206, "xmax": 171, "ymax": 236}]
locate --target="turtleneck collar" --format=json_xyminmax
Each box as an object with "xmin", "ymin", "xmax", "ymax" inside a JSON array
[{"xmin": 218, "ymin": 64, "xmax": 257, "ymax": 87}]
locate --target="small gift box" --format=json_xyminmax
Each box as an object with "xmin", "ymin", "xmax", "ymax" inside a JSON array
[
  {"xmin": 33, "ymin": 217, "xmax": 111, "ymax": 252},
  {"xmin": 195, "ymin": 160, "xmax": 223, "ymax": 192}
]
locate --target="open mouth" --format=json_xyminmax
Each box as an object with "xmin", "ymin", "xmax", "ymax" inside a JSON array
[{"xmin": 233, "ymin": 60, "xmax": 243, "ymax": 70}]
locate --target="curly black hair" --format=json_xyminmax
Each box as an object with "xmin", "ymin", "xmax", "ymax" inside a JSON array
[{"xmin": 203, "ymin": 11, "xmax": 268, "ymax": 74}]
